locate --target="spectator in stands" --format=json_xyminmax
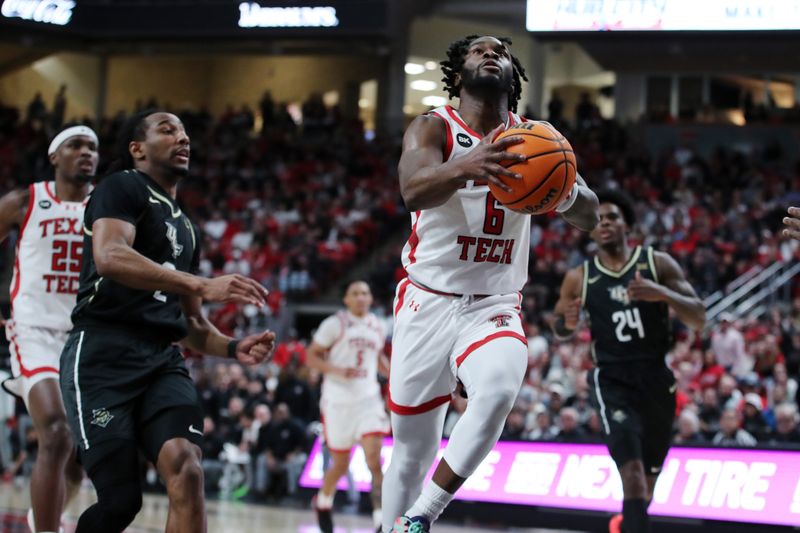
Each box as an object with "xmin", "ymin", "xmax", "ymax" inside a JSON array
[
  {"xmin": 698, "ymin": 387, "xmax": 722, "ymax": 437},
  {"xmin": 275, "ymin": 362, "xmax": 315, "ymax": 423},
  {"xmin": 527, "ymin": 405, "xmax": 558, "ymax": 441},
  {"xmin": 201, "ymin": 416, "xmax": 225, "ymax": 492},
  {"xmin": 718, "ymin": 374, "xmax": 742, "ymax": 410},
  {"xmin": 273, "ymin": 329, "xmax": 307, "ymax": 368},
  {"xmin": 554, "ymin": 407, "xmax": 585, "ymax": 442},
  {"xmin": 546, "ymin": 383, "xmax": 567, "ymax": 418},
  {"xmin": 583, "ymin": 410, "xmax": 604, "ymax": 443},
  {"xmin": 696, "ymin": 349, "xmax": 726, "ymax": 390},
  {"xmin": 547, "ymin": 91, "xmax": 564, "ymax": 125},
  {"xmin": 255, "ymin": 403, "xmax": 308, "ymax": 497},
  {"xmin": 769, "ymin": 404, "xmax": 800, "ymax": 447},
  {"xmin": 712, "ymin": 408, "xmax": 757, "ymax": 447},
  {"xmin": 673, "ymin": 409, "xmax": 706, "ymax": 445},
  {"xmin": 501, "ymin": 408, "xmax": 527, "ymax": 441},
  {"xmin": 741, "ymin": 393, "xmax": 771, "ymax": 441},
  {"xmin": 711, "ymin": 314, "xmax": 751, "ymax": 376},
  {"xmin": 26, "ymin": 92, "xmax": 46, "ymax": 123}
]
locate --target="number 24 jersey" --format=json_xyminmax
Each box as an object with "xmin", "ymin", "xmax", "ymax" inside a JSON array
[{"xmin": 582, "ymin": 246, "xmax": 671, "ymax": 365}]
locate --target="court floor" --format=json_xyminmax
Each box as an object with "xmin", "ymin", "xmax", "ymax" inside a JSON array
[{"xmin": 0, "ymin": 483, "xmax": 586, "ymax": 533}]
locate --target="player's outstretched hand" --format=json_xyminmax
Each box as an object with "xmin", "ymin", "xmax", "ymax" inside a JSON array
[
  {"xmin": 783, "ymin": 207, "xmax": 800, "ymax": 240},
  {"xmin": 201, "ymin": 275, "xmax": 269, "ymax": 306},
  {"xmin": 627, "ymin": 271, "xmax": 664, "ymax": 302},
  {"xmin": 563, "ymin": 297, "xmax": 582, "ymax": 330},
  {"xmin": 236, "ymin": 330, "xmax": 276, "ymax": 365},
  {"xmin": 453, "ymin": 124, "xmax": 526, "ymax": 193}
]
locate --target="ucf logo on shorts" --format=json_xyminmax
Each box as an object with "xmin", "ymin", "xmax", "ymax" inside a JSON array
[
  {"xmin": 90, "ymin": 408, "xmax": 114, "ymax": 428},
  {"xmin": 165, "ymin": 221, "xmax": 184, "ymax": 258},
  {"xmin": 608, "ymin": 285, "xmax": 630, "ymax": 306}
]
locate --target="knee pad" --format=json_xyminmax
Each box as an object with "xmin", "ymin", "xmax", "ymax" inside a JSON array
[{"xmin": 98, "ymin": 480, "xmax": 143, "ymax": 526}]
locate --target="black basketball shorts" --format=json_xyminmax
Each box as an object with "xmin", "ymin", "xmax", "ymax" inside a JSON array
[
  {"xmin": 588, "ymin": 362, "xmax": 676, "ymax": 475},
  {"xmin": 60, "ymin": 327, "xmax": 203, "ymax": 473}
]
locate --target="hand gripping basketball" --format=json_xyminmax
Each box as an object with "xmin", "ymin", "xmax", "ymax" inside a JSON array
[{"xmin": 452, "ymin": 124, "xmax": 526, "ymax": 192}]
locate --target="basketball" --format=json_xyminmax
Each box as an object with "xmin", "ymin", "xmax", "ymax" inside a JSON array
[{"xmin": 489, "ymin": 122, "xmax": 577, "ymax": 215}]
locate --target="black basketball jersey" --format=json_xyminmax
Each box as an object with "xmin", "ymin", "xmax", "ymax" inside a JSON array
[
  {"xmin": 582, "ymin": 245, "xmax": 671, "ymax": 366},
  {"xmin": 72, "ymin": 170, "xmax": 200, "ymax": 343}
]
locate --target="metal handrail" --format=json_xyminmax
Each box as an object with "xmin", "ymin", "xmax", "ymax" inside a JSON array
[
  {"xmin": 702, "ymin": 265, "xmax": 764, "ymax": 308},
  {"xmin": 706, "ymin": 261, "xmax": 785, "ymax": 322}
]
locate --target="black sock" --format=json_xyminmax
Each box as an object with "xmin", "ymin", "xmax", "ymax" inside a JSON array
[{"xmin": 621, "ymin": 498, "xmax": 650, "ymax": 533}]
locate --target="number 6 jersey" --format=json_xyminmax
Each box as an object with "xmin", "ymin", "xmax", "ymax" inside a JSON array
[
  {"xmin": 401, "ymin": 105, "xmax": 530, "ymax": 295},
  {"xmin": 9, "ymin": 181, "xmax": 86, "ymax": 331},
  {"xmin": 72, "ymin": 170, "xmax": 199, "ymax": 343},
  {"xmin": 581, "ymin": 245, "xmax": 671, "ymax": 365}
]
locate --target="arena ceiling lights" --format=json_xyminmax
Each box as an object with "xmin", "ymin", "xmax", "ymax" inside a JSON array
[{"xmin": 526, "ymin": 0, "xmax": 800, "ymax": 32}]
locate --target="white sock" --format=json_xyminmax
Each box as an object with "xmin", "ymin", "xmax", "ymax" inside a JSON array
[
  {"xmin": 316, "ymin": 490, "xmax": 335, "ymax": 510},
  {"xmin": 405, "ymin": 481, "xmax": 454, "ymax": 524},
  {"xmin": 372, "ymin": 508, "xmax": 382, "ymax": 528}
]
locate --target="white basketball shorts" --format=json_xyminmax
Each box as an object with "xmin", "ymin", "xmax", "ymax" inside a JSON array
[
  {"xmin": 4, "ymin": 320, "xmax": 67, "ymax": 405},
  {"xmin": 388, "ymin": 278, "xmax": 527, "ymax": 415},
  {"xmin": 321, "ymin": 395, "xmax": 390, "ymax": 452}
]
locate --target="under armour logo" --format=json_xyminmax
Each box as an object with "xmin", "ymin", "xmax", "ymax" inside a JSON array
[{"xmin": 408, "ymin": 299, "xmax": 420, "ymax": 312}]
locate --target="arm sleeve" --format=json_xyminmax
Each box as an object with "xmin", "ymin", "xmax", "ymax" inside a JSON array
[
  {"xmin": 85, "ymin": 172, "xmax": 147, "ymax": 226},
  {"xmin": 312, "ymin": 315, "xmax": 342, "ymax": 349}
]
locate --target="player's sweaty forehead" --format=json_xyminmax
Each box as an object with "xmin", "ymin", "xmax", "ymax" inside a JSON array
[
  {"xmin": 146, "ymin": 112, "xmax": 185, "ymax": 132},
  {"xmin": 468, "ymin": 36, "xmax": 508, "ymax": 53}
]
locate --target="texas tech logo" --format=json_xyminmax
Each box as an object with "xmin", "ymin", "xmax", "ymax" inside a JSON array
[
  {"xmin": 456, "ymin": 133, "xmax": 473, "ymax": 147},
  {"xmin": 490, "ymin": 314, "xmax": 512, "ymax": 328},
  {"xmin": 608, "ymin": 285, "xmax": 630, "ymax": 306},
  {"xmin": 165, "ymin": 221, "xmax": 183, "ymax": 258}
]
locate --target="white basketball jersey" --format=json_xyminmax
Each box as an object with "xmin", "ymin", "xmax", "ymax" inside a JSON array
[
  {"xmin": 313, "ymin": 311, "xmax": 385, "ymax": 405},
  {"xmin": 9, "ymin": 181, "xmax": 86, "ymax": 331},
  {"xmin": 401, "ymin": 105, "xmax": 531, "ymax": 295}
]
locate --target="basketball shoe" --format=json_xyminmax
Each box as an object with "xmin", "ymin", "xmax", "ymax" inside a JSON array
[
  {"xmin": 392, "ymin": 515, "xmax": 430, "ymax": 533},
  {"xmin": 608, "ymin": 513, "xmax": 623, "ymax": 533},
  {"xmin": 312, "ymin": 495, "xmax": 333, "ymax": 533}
]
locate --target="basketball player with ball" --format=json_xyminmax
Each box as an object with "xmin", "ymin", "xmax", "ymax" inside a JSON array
[{"xmin": 383, "ymin": 35, "xmax": 599, "ymax": 533}]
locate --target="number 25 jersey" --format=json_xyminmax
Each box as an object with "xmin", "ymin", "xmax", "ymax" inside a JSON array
[
  {"xmin": 401, "ymin": 105, "xmax": 530, "ymax": 295},
  {"xmin": 9, "ymin": 181, "xmax": 86, "ymax": 331},
  {"xmin": 582, "ymin": 245, "xmax": 671, "ymax": 365}
]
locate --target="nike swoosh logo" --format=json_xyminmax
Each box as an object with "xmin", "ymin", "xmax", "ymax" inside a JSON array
[
  {"xmin": 588, "ymin": 275, "xmax": 601, "ymax": 284},
  {"xmin": 188, "ymin": 425, "xmax": 203, "ymax": 436},
  {"xmin": 669, "ymin": 384, "xmax": 677, "ymax": 393}
]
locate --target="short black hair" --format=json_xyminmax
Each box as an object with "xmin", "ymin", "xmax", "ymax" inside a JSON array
[
  {"xmin": 596, "ymin": 189, "xmax": 636, "ymax": 227},
  {"xmin": 441, "ymin": 35, "xmax": 528, "ymax": 112},
  {"xmin": 345, "ymin": 279, "xmax": 369, "ymax": 294},
  {"xmin": 107, "ymin": 108, "xmax": 163, "ymax": 173}
]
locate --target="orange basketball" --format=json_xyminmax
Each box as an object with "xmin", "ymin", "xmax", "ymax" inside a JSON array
[{"xmin": 489, "ymin": 122, "xmax": 577, "ymax": 215}]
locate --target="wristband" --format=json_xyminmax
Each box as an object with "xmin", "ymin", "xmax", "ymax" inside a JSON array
[
  {"xmin": 553, "ymin": 316, "xmax": 575, "ymax": 339},
  {"xmin": 227, "ymin": 339, "xmax": 240, "ymax": 359},
  {"xmin": 556, "ymin": 183, "xmax": 579, "ymax": 213}
]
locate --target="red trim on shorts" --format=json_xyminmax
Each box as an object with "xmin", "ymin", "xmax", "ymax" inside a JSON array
[
  {"xmin": 360, "ymin": 431, "xmax": 388, "ymax": 439},
  {"xmin": 387, "ymin": 390, "xmax": 450, "ymax": 415},
  {"xmin": 10, "ymin": 184, "xmax": 36, "ymax": 309},
  {"xmin": 429, "ymin": 110, "xmax": 454, "ymax": 161},
  {"xmin": 454, "ymin": 331, "xmax": 528, "ymax": 368},
  {"xmin": 394, "ymin": 279, "xmax": 411, "ymax": 316},
  {"xmin": 44, "ymin": 181, "xmax": 61, "ymax": 204},
  {"xmin": 445, "ymin": 105, "xmax": 481, "ymax": 139},
  {"xmin": 10, "ymin": 333, "xmax": 59, "ymax": 378}
]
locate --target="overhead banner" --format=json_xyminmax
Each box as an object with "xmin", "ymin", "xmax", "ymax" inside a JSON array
[
  {"xmin": 300, "ymin": 437, "xmax": 800, "ymax": 527},
  {"xmin": 526, "ymin": 0, "xmax": 800, "ymax": 32}
]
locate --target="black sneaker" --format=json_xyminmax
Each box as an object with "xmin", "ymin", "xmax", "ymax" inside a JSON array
[{"xmin": 312, "ymin": 495, "xmax": 334, "ymax": 533}]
